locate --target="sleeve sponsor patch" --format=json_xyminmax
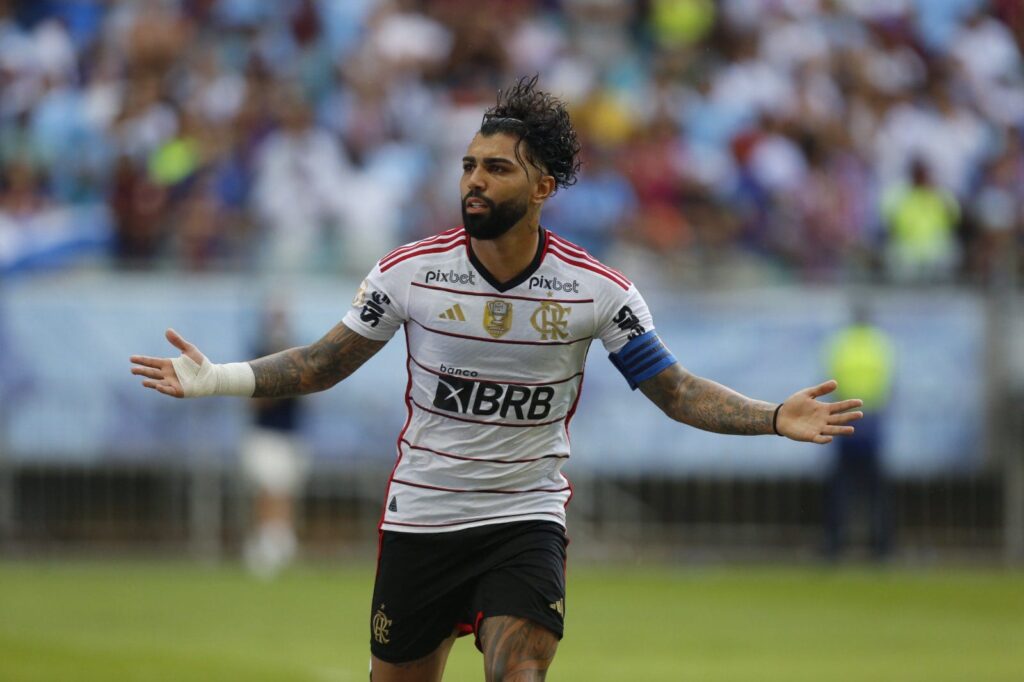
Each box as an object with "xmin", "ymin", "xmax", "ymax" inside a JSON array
[
  {"xmin": 613, "ymin": 305, "xmax": 646, "ymax": 339},
  {"xmin": 360, "ymin": 291, "xmax": 391, "ymax": 328}
]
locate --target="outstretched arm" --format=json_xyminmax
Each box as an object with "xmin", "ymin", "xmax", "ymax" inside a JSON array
[
  {"xmin": 250, "ymin": 321, "xmax": 386, "ymax": 397},
  {"xmin": 130, "ymin": 322, "xmax": 386, "ymax": 399},
  {"xmin": 639, "ymin": 364, "xmax": 863, "ymax": 444}
]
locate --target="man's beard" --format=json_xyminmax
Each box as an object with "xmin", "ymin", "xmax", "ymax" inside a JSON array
[{"xmin": 461, "ymin": 192, "xmax": 529, "ymax": 240}]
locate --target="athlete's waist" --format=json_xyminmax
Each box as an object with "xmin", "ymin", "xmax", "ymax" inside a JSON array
[
  {"xmin": 392, "ymin": 449, "xmax": 569, "ymax": 494},
  {"xmin": 380, "ymin": 513, "xmax": 567, "ymax": 534}
]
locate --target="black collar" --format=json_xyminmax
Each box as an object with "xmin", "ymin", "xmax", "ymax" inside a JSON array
[{"xmin": 467, "ymin": 228, "xmax": 547, "ymax": 293}]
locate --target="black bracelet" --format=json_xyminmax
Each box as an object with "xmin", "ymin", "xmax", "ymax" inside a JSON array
[{"xmin": 772, "ymin": 403, "xmax": 783, "ymax": 436}]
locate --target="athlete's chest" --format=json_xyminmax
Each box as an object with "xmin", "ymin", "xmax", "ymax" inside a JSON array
[{"xmin": 406, "ymin": 266, "xmax": 597, "ymax": 344}]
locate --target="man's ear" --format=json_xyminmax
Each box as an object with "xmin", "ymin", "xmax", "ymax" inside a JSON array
[{"xmin": 533, "ymin": 175, "xmax": 556, "ymax": 204}]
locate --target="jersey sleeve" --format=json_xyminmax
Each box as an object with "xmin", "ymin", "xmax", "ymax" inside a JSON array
[
  {"xmin": 341, "ymin": 262, "xmax": 408, "ymax": 341},
  {"xmin": 595, "ymin": 283, "xmax": 657, "ymax": 354}
]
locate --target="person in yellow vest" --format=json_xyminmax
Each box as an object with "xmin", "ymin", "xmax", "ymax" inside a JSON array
[
  {"xmin": 823, "ymin": 305, "xmax": 896, "ymax": 560},
  {"xmin": 881, "ymin": 157, "xmax": 961, "ymax": 283}
]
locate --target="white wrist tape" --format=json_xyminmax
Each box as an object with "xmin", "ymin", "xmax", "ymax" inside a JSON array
[{"xmin": 170, "ymin": 355, "xmax": 255, "ymax": 398}]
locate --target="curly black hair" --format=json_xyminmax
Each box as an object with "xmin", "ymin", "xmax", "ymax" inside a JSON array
[{"xmin": 480, "ymin": 75, "xmax": 581, "ymax": 193}]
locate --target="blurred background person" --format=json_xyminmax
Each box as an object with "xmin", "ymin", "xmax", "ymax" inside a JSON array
[
  {"xmin": 823, "ymin": 302, "xmax": 896, "ymax": 562},
  {"xmin": 881, "ymin": 157, "xmax": 962, "ymax": 284},
  {"xmin": 241, "ymin": 299, "xmax": 309, "ymax": 579},
  {"xmin": 251, "ymin": 87, "xmax": 354, "ymax": 273}
]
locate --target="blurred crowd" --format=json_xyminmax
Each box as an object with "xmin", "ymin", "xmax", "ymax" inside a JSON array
[{"xmin": 1, "ymin": 0, "xmax": 1023, "ymax": 286}]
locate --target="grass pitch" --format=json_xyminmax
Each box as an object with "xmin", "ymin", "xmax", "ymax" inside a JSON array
[{"xmin": 0, "ymin": 560, "xmax": 1021, "ymax": 681}]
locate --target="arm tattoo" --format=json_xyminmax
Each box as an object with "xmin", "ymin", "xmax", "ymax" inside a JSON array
[
  {"xmin": 480, "ymin": 616, "xmax": 558, "ymax": 682},
  {"xmin": 250, "ymin": 322, "xmax": 386, "ymax": 398},
  {"xmin": 639, "ymin": 364, "xmax": 775, "ymax": 435}
]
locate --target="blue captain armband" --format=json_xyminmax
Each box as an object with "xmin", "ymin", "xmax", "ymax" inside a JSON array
[{"xmin": 608, "ymin": 330, "xmax": 677, "ymax": 390}]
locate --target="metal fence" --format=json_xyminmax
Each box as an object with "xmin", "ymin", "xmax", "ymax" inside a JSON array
[{"xmin": 0, "ymin": 460, "xmax": 1012, "ymax": 564}]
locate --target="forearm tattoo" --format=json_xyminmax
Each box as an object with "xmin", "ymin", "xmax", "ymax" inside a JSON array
[
  {"xmin": 640, "ymin": 364, "xmax": 775, "ymax": 435},
  {"xmin": 480, "ymin": 616, "xmax": 558, "ymax": 682},
  {"xmin": 250, "ymin": 323, "xmax": 386, "ymax": 398}
]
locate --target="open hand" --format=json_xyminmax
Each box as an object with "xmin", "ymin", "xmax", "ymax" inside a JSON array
[
  {"xmin": 777, "ymin": 380, "xmax": 863, "ymax": 444},
  {"xmin": 129, "ymin": 329, "xmax": 206, "ymax": 398}
]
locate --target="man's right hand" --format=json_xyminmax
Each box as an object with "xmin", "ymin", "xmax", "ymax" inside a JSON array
[{"xmin": 130, "ymin": 328, "xmax": 207, "ymax": 399}]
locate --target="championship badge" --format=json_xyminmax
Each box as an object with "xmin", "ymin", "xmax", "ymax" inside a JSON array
[{"xmin": 483, "ymin": 300, "xmax": 513, "ymax": 338}]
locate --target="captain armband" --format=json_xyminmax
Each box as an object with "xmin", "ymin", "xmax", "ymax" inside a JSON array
[{"xmin": 608, "ymin": 330, "xmax": 677, "ymax": 390}]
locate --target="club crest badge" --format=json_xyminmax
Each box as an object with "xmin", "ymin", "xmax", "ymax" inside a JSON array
[
  {"xmin": 372, "ymin": 605, "xmax": 392, "ymax": 644},
  {"xmin": 530, "ymin": 301, "xmax": 571, "ymax": 340},
  {"xmin": 483, "ymin": 300, "xmax": 513, "ymax": 338}
]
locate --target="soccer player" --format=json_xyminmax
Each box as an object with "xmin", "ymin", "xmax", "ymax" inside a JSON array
[{"xmin": 130, "ymin": 76, "xmax": 863, "ymax": 681}]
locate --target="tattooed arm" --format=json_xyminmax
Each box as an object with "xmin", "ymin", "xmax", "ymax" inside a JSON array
[
  {"xmin": 251, "ymin": 322, "xmax": 387, "ymax": 398},
  {"xmin": 131, "ymin": 323, "xmax": 386, "ymax": 399},
  {"xmin": 639, "ymin": 364, "xmax": 775, "ymax": 435},
  {"xmin": 639, "ymin": 364, "xmax": 864, "ymax": 444}
]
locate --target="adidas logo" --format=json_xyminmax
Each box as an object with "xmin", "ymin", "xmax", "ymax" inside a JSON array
[
  {"xmin": 549, "ymin": 599, "xmax": 564, "ymax": 617},
  {"xmin": 438, "ymin": 304, "xmax": 466, "ymax": 321},
  {"xmin": 388, "ymin": 496, "xmax": 398, "ymax": 512}
]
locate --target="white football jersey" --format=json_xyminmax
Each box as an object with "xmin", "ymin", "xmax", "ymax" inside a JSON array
[{"xmin": 342, "ymin": 227, "xmax": 656, "ymax": 533}]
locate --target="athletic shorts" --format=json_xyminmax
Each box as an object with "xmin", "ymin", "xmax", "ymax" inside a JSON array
[{"xmin": 369, "ymin": 520, "xmax": 568, "ymax": 664}]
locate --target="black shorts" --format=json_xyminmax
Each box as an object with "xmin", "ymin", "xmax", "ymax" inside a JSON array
[{"xmin": 369, "ymin": 520, "xmax": 568, "ymax": 664}]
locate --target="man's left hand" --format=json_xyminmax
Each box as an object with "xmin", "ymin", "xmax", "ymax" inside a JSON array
[{"xmin": 777, "ymin": 380, "xmax": 863, "ymax": 444}]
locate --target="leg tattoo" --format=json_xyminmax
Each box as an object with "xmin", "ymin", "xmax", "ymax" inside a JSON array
[{"xmin": 480, "ymin": 616, "xmax": 558, "ymax": 682}]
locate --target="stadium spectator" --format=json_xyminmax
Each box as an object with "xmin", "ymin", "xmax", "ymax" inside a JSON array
[
  {"xmin": 967, "ymin": 133, "xmax": 1024, "ymax": 282},
  {"xmin": 251, "ymin": 88, "xmax": 353, "ymax": 271},
  {"xmin": 881, "ymin": 157, "xmax": 961, "ymax": 283},
  {"xmin": 823, "ymin": 303, "xmax": 896, "ymax": 561}
]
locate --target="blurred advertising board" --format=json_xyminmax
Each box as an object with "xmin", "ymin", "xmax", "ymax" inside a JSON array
[{"xmin": 0, "ymin": 274, "xmax": 986, "ymax": 476}]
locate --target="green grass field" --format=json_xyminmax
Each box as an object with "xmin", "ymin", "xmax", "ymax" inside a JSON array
[{"xmin": 0, "ymin": 561, "xmax": 1021, "ymax": 681}]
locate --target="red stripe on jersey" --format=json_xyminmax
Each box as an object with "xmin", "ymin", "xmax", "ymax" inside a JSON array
[
  {"xmin": 548, "ymin": 233, "xmax": 631, "ymax": 285},
  {"xmin": 400, "ymin": 438, "xmax": 569, "ymax": 464},
  {"xmin": 548, "ymin": 235, "xmax": 626, "ymax": 284},
  {"xmin": 409, "ymin": 355, "xmax": 583, "ymax": 387},
  {"xmin": 380, "ymin": 239, "xmax": 468, "ymax": 273},
  {"xmin": 411, "ymin": 398, "xmax": 567, "ymax": 427},
  {"xmin": 380, "ymin": 227, "xmax": 463, "ymax": 266},
  {"xmin": 561, "ymin": 329, "xmax": 593, "ymax": 516},
  {"xmin": 391, "ymin": 477, "xmax": 572, "ymax": 495},
  {"xmin": 410, "ymin": 318, "xmax": 592, "ymax": 346},
  {"xmin": 382, "ymin": 511, "xmax": 565, "ymax": 529},
  {"xmin": 547, "ymin": 237, "xmax": 630, "ymax": 286},
  {"xmin": 547, "ymin": 246, "xmax": 630, "ymax": 290},
  {"xmin": 411, "ymin": 281, "xmax": 594, "ymax": 304},
  {"xmin": 379, "ymin": 229, "xmax": 463, "ymax": 268},
  {"xmin": 563, "ymin": 347, "xmax": 589, "ymax": 440},
  {"xmin": 378, "ymin": 325, "xmax": 416, "ymax": 536}
]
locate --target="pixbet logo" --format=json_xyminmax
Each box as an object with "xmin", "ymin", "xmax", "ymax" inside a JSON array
[
  {"xmin": 432, "ymin": 376, "xmax": 554, "ymax": 420},
  {"xmin": 425, "ymin": 269, "xmax": 476, "ymax": 285},
  {"xmin": 528, "ymin": 275, "xmax": 580, "ymax": 293}
]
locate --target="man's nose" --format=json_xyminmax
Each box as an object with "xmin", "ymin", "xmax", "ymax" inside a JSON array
[{"xmin": 466, "ymin": 167, "xmax": 486, "ymax": 191}]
